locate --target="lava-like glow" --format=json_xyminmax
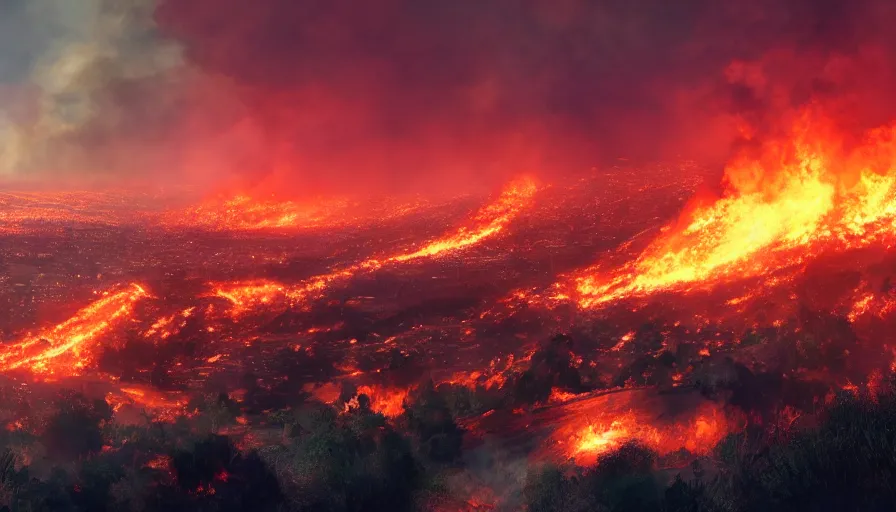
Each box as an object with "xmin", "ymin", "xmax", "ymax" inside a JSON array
[
  {"xmin": 848, "ymin": 290, "xmax": 896, "ymax": 323},
  {"xmin": 0, "ymin": 284, "xmax": 148, "ymax": 377},
  {"xmin": 572, "ymin": 415, "xmax": 644, "ymax": 457},
  {"xmin": 353, "ymin": 385, "xmax": 410, "ymax": 418},
  {"xmin": 574, "ymin": 111, "xmax": 896, "ymax": 307},
  {"xmin": 213, "ymin": 177, "xmax": 537, "ymax": 313},
  {"xmin": 160, "ymin": 193, "xmax": 450, "ymax": 233},
  {"xmin": 546, "ymin": 393, "xmax": 730, "ymax": 466},
  {"xmin": 389, "ymin": 176, "xmax": 538, "ymax": 262},
  {"xmin": 106, "ymin": 385, "xmax": 190, "ymax": 423},
  {"xmin": 164, "ymin": 195, "xmax": 353, "ymax": 231},
  {"xmin": 211, "ymin": 267, "xmax": 361, "ymax": 315}
]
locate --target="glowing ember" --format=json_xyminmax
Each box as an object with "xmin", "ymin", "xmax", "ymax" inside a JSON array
[
  {"xmin": 0, "ymin": 284, "xmax": 148, "ymax": 377},
  {"xmin": 574, "ymin": 111, "xmax": 896, "ymax": 307}
]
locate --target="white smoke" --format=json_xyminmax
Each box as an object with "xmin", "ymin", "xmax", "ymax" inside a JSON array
[{"xmin": 0, "ymin": 0, "xmax": 181, "ymax": 178}]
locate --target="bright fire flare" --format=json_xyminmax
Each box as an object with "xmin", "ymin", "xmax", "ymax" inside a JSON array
[
  {"xmin": 575, "ymin": 110, "xmax": 896, "ymax": 307},
  {"xmin": 352, "ymin": 385, "xmax": 410, "ymax": 418},
  {"xmin": 0, "ymin": 284, "xmax": 148, "ymax": 377},
  {"xmin": 543, "ymin": 391, "xmax": 730, "ymax": 467},
  {"xmin": 573, "ymin": 417, "xmax": 640, "ymax": 456}
]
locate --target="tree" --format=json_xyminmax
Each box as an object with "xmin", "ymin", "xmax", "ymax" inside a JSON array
[
  {"xmin": 404, "ymin": 381, "xmax": 464, "ymax": 464},
  {"xmin": 42, "ymin": 392, "xmax": 112, "ymax": 460}
]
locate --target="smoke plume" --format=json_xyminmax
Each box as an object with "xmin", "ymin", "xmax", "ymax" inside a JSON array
[{"xmin": 1, "ymin": 0, "xmax": 895, "ymax": 195}]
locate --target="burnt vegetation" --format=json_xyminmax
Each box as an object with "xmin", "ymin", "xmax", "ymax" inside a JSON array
[
  {"xmin": 525, "ymin": 386, "xmax": 896, "ymax": 512},
  {"xmin": 1, "ymin": 368, "xmax": 896, "ymax": 511}
]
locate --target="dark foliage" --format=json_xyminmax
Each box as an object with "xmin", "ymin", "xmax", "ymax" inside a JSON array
[
  {"xmin": 268, "ymin": 402, "xmax": 421, "ymax": 512},
  {"xmin": 510, "ymin": 334, "xmax": 589, "ymax": 405},
  {"xmin": 166, "ymin": 435, "xmax": 282, "ymax": 512},
  {"xmin": 403, "ymin": 381, "xmax": 464, "ymax": 464},
  {"xmin": 703, "ymin": 392, "xmax": 896, "ymax": 512},
  {"xmin": 524, "ymin": 442, "xmax": 663, "ymax": 512},
  {"xmin": 16, "ymin": 378, "xmax": 896, "ymax": 511},
  {"xmin": 525, "ymin": 388, "xmax": 896, "ymax": 512},
  {"xmin": 42, "ymin": 393, "xmax": 112, "ymax": 460}
]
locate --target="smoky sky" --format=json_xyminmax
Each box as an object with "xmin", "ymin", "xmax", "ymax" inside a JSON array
[{"xmin": 1, "ymin": 0, "xmax": 895, "ymax": 195}]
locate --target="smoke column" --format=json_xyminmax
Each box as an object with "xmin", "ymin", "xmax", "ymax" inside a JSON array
[{"xmin": 1, "ymin": 0, "xmax": 895, "ymax": 196}]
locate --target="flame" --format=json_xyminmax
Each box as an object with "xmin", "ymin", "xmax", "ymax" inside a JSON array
[
  {"xmin": 547, "ymin": 394, "xmax": 730, "ymax": 467},
  {"xmin": 163, "ymin": 195, "xmax": 353, "ymax": 231},
  {"xmin": 389, "ymin": 176, "xmax": 537, "ymax": 262},
  {"xmin": 0, "ymin": 284, "xmax": 148, "ymax": 377},
  {"xmin": 213, "ymin": 177, "xmax": 537, "ymax": 314},
  {"xmin": 309, "ymin": 382, "xmax": 410, "ymax": 418},
  {"xmin": 572, "ymin": 415, "xmax": 644, "ymax": 457},
  {"xmin": 565, "ymin": 409, "xmax": 727, "ymax": 465},
  {"xmin": 106, "ymin": 385, "xmax": 190, "ymax": 423},
  {"xmin": 160, "ymin": 193, "xmax": 446, "ymax": 232},
  {"xmin": 211, "ymin": 268, "xmax": 358, "ymax": 315},
  {"xmin": 574, "ymin": 111, "xmax": 896, "ymax": 307},
  {"xmin": 353, "ymin": 385, "xmax": 409, "ymax": 418}
]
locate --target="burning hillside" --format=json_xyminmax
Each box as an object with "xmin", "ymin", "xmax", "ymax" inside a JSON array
[
  {"xmin": 571, "ymin": 109, "xmax": 896, "ymax": 308},
  {"xmin": 5, "ymin": 1, "xmax": 896, "ymax": 511},
  {"xmin": 4, "ymin": 155, "xmax": 896, "ymax": 509}
]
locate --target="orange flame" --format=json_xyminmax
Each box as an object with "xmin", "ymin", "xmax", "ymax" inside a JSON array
[
  {"xmin": 213, "ymin": 177, "xmax": 537, "ymax": 314},
  {"xmin": 548, "ymin": 396, "xmax": 730, "ymax": 467},
  {"xmin": 575, "ymin": 110, "xmax": 896, "ymax": 307},
  {"xmin": 353, "ymin": 385, "xmax": 409, "ymax": 418},
  {"xmin": 0, "ymin": 284, "xmax": 148, "ymax": 377},
  {"xmin": 390, "ymin": 176, "xmax": 537, "ymax": 262}
]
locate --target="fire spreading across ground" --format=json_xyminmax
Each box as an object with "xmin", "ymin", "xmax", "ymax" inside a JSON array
[
  {"xmin": 209, "ymin": 176, "xmax": 539, "ymax": 315},
  {"xmin": 6, "ymin": 113, "xmax": 896, "ymax": 507},
  {"xmin": 572, "ymin": 109, "xmax": 896, "ymax": 308}
]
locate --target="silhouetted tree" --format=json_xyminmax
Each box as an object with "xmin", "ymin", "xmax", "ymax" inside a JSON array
[
  {"xmin": 404, "ymin": 381, "xmax": 464, "ymax": 463},
  {"xmin": 42, "ymin": 392, "xmax": 112, "ymax": 460}
]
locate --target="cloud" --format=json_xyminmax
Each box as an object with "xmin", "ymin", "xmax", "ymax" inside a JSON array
[
  {"xmin": 2, "ymin": 0, "xmax": 895, "ymax": 195},
  {"xmin": 0, "ymin": 0, "xmax": 182, "ymax": 185}
]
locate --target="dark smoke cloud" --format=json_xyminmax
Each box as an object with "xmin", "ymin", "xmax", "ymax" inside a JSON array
[{"xmin": 2, "ymin": 0, "xmax": 895, "ymax": 195}]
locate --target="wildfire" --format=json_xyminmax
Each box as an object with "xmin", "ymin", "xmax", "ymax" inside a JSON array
[
  {"xmin": 848, "ymin": 287, "xmax": 896, "ymax": 323},
  {"xmin": 544, "ymin": 391, "xmax": 730, "ymax": 467},
  {"xmin": 160, "ymin": 192, "xmax": 453, "ymax": 233},
  {"xmin": 574, "ymin": 110, "xmax": 896, "ymax": 307},
  {"xmin": 107, "ymin": 385, "xmax": 190, "ymax": 423},
  {"xmin": 572, "ymin": 415, "xmax": 645, "ymax": 457},
  {"xmin": 564, "ymin": 409, "xmax": 728, "ymax": 465},
  {"xmin": 213, "ymin": 177, "xmax": 538, "ymax": 314},
  {"xmin": 389, "ymin": 176, "xmax": 538, "ymax": 262},
  {"xmin": 0, "ymin": 284, "xmax": 148, "ymax": 377},
  {"xmin": 163, "ymin": 195, "xmax": 353, "ymax": 231},
  {"xmin": 352, "ymin": 385, "xmax": 410, "ymax": 418},
  {"xmin": 0, "ymin": 191, "xmax": 150, "ymax": 234},
  {"xmin": 211, "ymin": 267, "xmax": 360, "ymax": 315}
]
